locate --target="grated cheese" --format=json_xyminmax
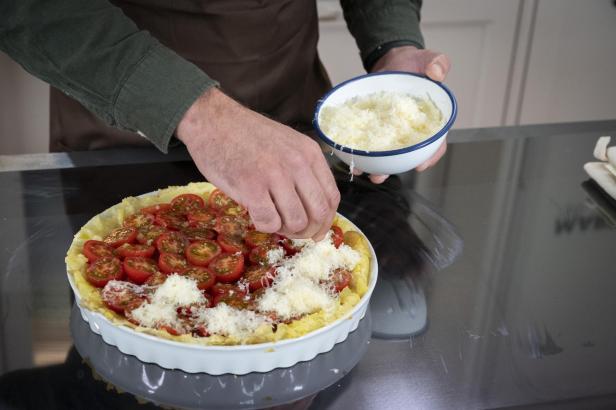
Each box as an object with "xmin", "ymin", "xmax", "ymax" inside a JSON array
[
  {"xmin": 196, "ymin": 304, "xmax": 269, "ymax": 339},
  {"xmin": 319, "ymin": 91, "xmax": 444, "ymax": 151}
]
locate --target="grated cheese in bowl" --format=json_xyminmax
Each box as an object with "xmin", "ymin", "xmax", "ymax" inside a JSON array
[{"xmin": 319, "ymin": 91, "xmax": 444, "ymax": 152}]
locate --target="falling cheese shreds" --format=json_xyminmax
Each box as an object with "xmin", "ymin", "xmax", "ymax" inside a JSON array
[
  {"xmin": 196, "ymin": 303, "xmax": 270, "ymax": 339},
  {"xmin": 266, "ymin": 246, "xmax": 285, "ymax": 265},
  {"xmin": 319, "ymin": 91, "xmax": 444, "ymax": 151}
]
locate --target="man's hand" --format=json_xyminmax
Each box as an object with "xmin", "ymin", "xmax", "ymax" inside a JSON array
[
  {"xmin": 177, "ymin": 88, "xmax": 340, "ymax": 240},
  {"xmin": 358, "ymin": 45, "xmax": 451, "ymax": 183}
]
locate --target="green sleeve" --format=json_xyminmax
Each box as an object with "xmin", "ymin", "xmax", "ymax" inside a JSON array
[
  {"xmin": 0, "ymin": 0, "xmax": 218, "ymax": 152},
  {"xmin": 340, "ymin": 0, "xmax": 425, "ymax": 71}
]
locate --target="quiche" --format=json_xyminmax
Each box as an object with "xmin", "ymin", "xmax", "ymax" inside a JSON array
[{"xmin": 65, "ymin": 182, "xmax": 371, "ymax": 345}]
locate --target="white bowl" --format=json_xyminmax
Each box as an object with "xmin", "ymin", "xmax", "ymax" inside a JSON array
[{"xmin": 314, "ymin": 71, "xmax": 457, "ymax": 175}]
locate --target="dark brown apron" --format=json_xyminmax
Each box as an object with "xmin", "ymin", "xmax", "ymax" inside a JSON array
[{"xmin": 50, "ymin": 0, "xmax": 331, "ymax": 152}]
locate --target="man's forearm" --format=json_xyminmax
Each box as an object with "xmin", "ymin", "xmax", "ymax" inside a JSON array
[
  {"xmin": 0, "ymin": 0, "xmax": 217, "ymax": 152},
  {"xmin": 340, "ymin": 0, "xmax": 425, "ymax": 71}
]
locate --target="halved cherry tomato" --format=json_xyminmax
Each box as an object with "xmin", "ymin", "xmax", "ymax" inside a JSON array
[
  {"xmin": 183, "ymin": 266, "xmax": 216, "ymax": 290},
  {"xmin": 114, "ymin": 243, "xmax": 155, "ymax": 259},
  {"xmin": 187, "ymin": 209, "xmax": 217, "ymax": 227},
  {"xmin": 101, "ymin": 281, "xmax": 144, "ymax": 313},
  {"xmin": 103, "ymin": 227, "xmax": 137, "ymax": 248},
  {"xmin": 171, "ymin": 194, "xmax": 205, "ymax": 214},
  {"xmin": 136, "ymin": 224, "xmax": 167, "ymax": 245},
  {"xmin": 158, "ymin": 253, "xmax": 189, "ymax": 274},
  {"xmin": 244, "ymin": 231, "xmax": 278, "ymax": 248},
  {"xmin": 244, "ymin": 265, "xmax": 276, "ymax": 291},
  {"xmin": 211, "ymin": 282, "xmax": 245, "ymax": 296},
  {"xmin": 249, "ymin": 245, "xmax": 280, "ymax": 265},
  {"xmin": 82, "ymin": 240, "xmax": 114, "ymax": 262},
  {"xmin": 123, "ymin": 212, "xmax": 155, "ymax": 228},
  {"xmin": 217, "ymin": 233, "xmax": 249, "ymax": 254},
  {"xmin": 192, "ymin": 325, "xmax": 209, "ymax": 337},
  {"xmin": 160, "ymin": 325, "xmax": 182, "ymax": 336},
  {"xmin": 141, "ymin": 203, "xmax": 171, "ymax": 215},
  {"xmin": 215, "ymin": 215, "xmax": 247, "ymax": 237},
  {"xmin": 156, "ymin": 231, "xmax": 188, "ymax": 254},
  {"xmin": 144, "ymin": 271, "xmax": 167, "ymax": 287},
  {"xmin": 220, "ymin": 204, "xmax": 248, "ymax": 217},
  {"xmin": 182, "ymin": 227, "xmax": 216, "ymax": 242},
  {"xmin": 208, "ymin": 253, "xmax": 245, "ymax": 283},
  {"xmin": 331, "ymin": 226, "xmax": 344, "ymax": 248},
  {"xmin": 86, "ymin": 257, "xmax": 123, "ymax": 287},
  {"xmin": 208, "ymin": 189, "xmax": 237, "ymax": 213},
  {"xmin": 123, "ymin": 256, "xmax": 159, "ymax": 284},
  {"xmin": 280, "ymin": 237, "xmax": 303, "ymax": 256},
  {"xmin": 155, "ymin": 210, "xmax": 190, "ymax": 230},
  {"xmin": 213, "ymin": 292, "xmax": 254, "ymax": 309},
  {"xmin": 331, "ymin": 268, "xmax": 352, "ymax": 292},
  {"xmin": 185, "ymin": 240, "xmax": 221, "ymax": 266}
]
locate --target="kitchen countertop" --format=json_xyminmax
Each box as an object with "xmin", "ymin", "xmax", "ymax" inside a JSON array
[{"xmin": 1, "ymin": 120, "xmax": 615, "ymax": 409}]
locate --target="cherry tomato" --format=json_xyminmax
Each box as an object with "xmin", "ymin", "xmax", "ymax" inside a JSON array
[
  {"xmin": 182, "ymin": 226, "xmax": 216, "ymax": 242},
  {"xmin": 141, "ymin": 203, "xmax": 171, "ymax": 215},
  {"xmin": 136, "ymin": 224, "xmax": 167, "ymax": 245},
  {"xmin": 208, "ymin": 189, "xmax": 237, "ymax": 213},
  {"xmin": 244, "ymin": 231, "xmax": 278, "ymax": 248},
  {"xmin": 86, "ymin": 257, "xmax": 123, "ymax": 287},
  {"xmin": 156, "ymin": 231, "xmax": 188, "ymax": 254},
  {"xmin": 249, "ymin": 245, "xmax": 280, "ymax": 265},
  {"xmin": 183, "ymin": 266, "xmax": 216, "ymax": 290},
  {"xmin": 213, "ymin": 292, "xmax": 254, "ymax": 309},
  {"xmin": 211, "ymin": 282, "xmax": 245, "ymax": 296},
  {"xmin": 82, "ymin": 240, "xmax": 114, "ymax": 262},
  {"xmin": 158, "ymin": 253, "xmax": 189, "ymax": 274},
  {"xmin": 331, "ymin": 226, "xmax": 344, "ymax": 248},
  {"xmin": 101, "ymin": 281, "xmax": 144, "ymax": 314},
  {"xmin": 160, "ymin": 325, "xmax": 182, "ymax": 336},
  {"xmin": 123, "ymin": 256, "xmax": 159, "ymax": 284},
  {"xmin": 220, "ymin": 204, "xmax": 248, "ymax": 217},
  {"xmin": 192, "ymin": 325, "xmax": 209, "ymax": 337},
  {"xmin": 123, "ymin": 212, "xmax": 155, "ymax": 228},
  {"xmin": 103, "ymin": 227, "xmax": 137, "ymax": 248},
  {"xmin": 244, "ymin": 265, "xmax": 276, "ymax": 291},
  {"xmin": 114, "ymin": 243, "xmax": 155, "ymax": 259},
  {"xmin": 171, "ymin": 194, "xmax": 205, "ymax": 214},
  {"xmin": 280, "ymin": 237, "xmax": 303, "ymax": 256},
  {"xmin": 155, "ymin": 210, "xmax": 190, "ymax": 230},
  {"xmin": 144, "ymin": 271, "xmax": 167, "ymax": 287},
  {"xmin": 332, "ymin": 268, "xmax": 352, "ymax": 292},
  {"xmin": 187, "ymin": 209, "xmax": 217, "ymax": 228},
  {"xmin": 217, "ymin": 233, "xmax": 249, "ymax": 254},
  {"xmin": 185, "ymin": 240, "xmax": 221, "ymax": 266},
  {"xmin": 215, "ymin": 215, "xmax": 247, "ymax": 237},
  {"xmin": 208, "ymin": 253, "xmax": 245, "ymax": 283}
]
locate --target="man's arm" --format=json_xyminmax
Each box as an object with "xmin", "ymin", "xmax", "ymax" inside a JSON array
[{"xmin": 0, "ymin": 0, "xmax": 217, "ymax": 152}]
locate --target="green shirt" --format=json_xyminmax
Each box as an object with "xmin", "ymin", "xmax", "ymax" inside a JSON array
[{"xmin": 0, "ymin": 0, "xmax": 424, "ymax": 152}]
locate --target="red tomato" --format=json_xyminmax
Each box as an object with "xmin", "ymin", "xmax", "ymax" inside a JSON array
[
  {"xmin": 217, "ymin": 233, "xmax": 249, "ymax": 254},
  {"xmin": 249, "ymin": 245, "xmax": 280, "ymax": 265},
  {"xmin": 187, "ymin": 209, "xmax": 217, "ymax": 228},
  {"xmin": 331, "ymin": 226, "xmax": 344, "ymax": 248},
  {"xmin": 182, "ymin": 226, "xmax": 216, "ymax": 242},
  {"xmin": 185, "ymin": 240, "xmax": 221, "ymax": 266},
  {"xmin": 213, "ymin": 292, "xmax": 253, "ymax": 309},
  {"xmin": 103, "ymin": 227, "xmax": 137, "ymax": 248},
  {"xmin": 208, "ymin": 253, "xmax": 245, "ymax": 283},
  {"xmin": 244, "ymin": 231, "xmax": 278, "ymax": 248},
  {"xmin": 244, "ymin": 265, "xmax": 276, "ymax": 291},
  {"xmin": 220, "ymin": 204, "xmax": 248, "ymax": 217},
  {"xmin": 160, "ymin": 325, "xmax": 182, "ymax": 336},
  {"xmin": 280, "ymin": 237, "xmax": 303, "ymax": 256},
  {"xmin": 114, "ymin": 243, "xmax": 155, "ymax": 259},
  {"xmin": 82, "ymin": 240, "xmax": 114, "ymax": 262},
  {"xmin": 101, "ymin": 281, "xmax": 144, "ymax": 314},
  {"xmin": 332, "ymin": 268, "xmax": 352, "ymax": 292},
  {"xmin": 171, "ymin": 194, "xmax": 205, "ymax": 214},
  {"xmin": 123, "ymin": 212, "xmax": 155, "ymax": 228},
  {"xmin": 215, "ymin": 215, "xmax": 247, "ymax": 237},
  {"xmin": 155, "ymin": 210, "xmax": 190, "ymax": 230},
  {"xmin": 141, "ymin": 203, "xmax": 171, "ymax": 215},
  {"xmin": 86, "ymin": 257, "xmax": 123, "ymax": 287},
  {"xmin": 211, "ymin": 282, "xmax": 245, "ymax": 296},
  {"xmin": 208, "ymin": 189, "xmax": 237, "ymax": 213},
  {"xmin": 123, "ymin": 256, "xmax": 159, "ymax": 284},
  {"xmin": 192, "ymin": 325, "xmax": 209, "ymax": 337},
  {"xmin": 183, "ymin": 266, "xmax": 216, "ymax": 290},
  {"xmin": 158, "ymin": 253, "xmax": 189, "ymax": 274},
  {"xmin": 156, "ymin": 231, "xmax": 188, "ymax": 254},
  {"xmin": 144, "ymin": 271, "xmax": 167, "ymax": 287},
  {"xmin": 136, "ymin": 224, "xmax": 167, "ymax": 245}
]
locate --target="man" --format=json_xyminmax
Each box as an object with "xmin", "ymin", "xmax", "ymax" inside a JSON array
[{"xmin": 0, "ymin": 0, "xmax": 450, "ymax": 240}]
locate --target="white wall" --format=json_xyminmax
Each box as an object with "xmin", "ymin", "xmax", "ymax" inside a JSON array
[{"xmin": 0, "ymin": 52, "xmax": 49, "ymax": 154}]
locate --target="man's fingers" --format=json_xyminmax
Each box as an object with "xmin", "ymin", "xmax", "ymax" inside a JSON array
[
  {"xmin": 425, "ymin": 53, "xmax": 451, "ymax": 82},
  {"xmin": 416, "ymin": 140, "xmax": 447, "ymax": 172},
  {"xmin": 269, "ymin": 178, "xmax": 309, "ymax": 234},
  {"xmin": 368, "ymin": 174, "xmax": 389, "ymax": 184},
  {"xmin": 311, "ymin": 157, "xmax": 341, "ymax": 209},
  {"xmin": 290, "ymin": 170, "xmax": 334, "ymax": 239},
  {"xmin": 247, "ymin": 192, "xmax": 282, "ymax": 233}
]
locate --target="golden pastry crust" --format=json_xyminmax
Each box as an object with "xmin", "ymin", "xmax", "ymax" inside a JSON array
[{"xmin": 66, "ymin": 182, "xmax": 371, "ymax": 345}]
